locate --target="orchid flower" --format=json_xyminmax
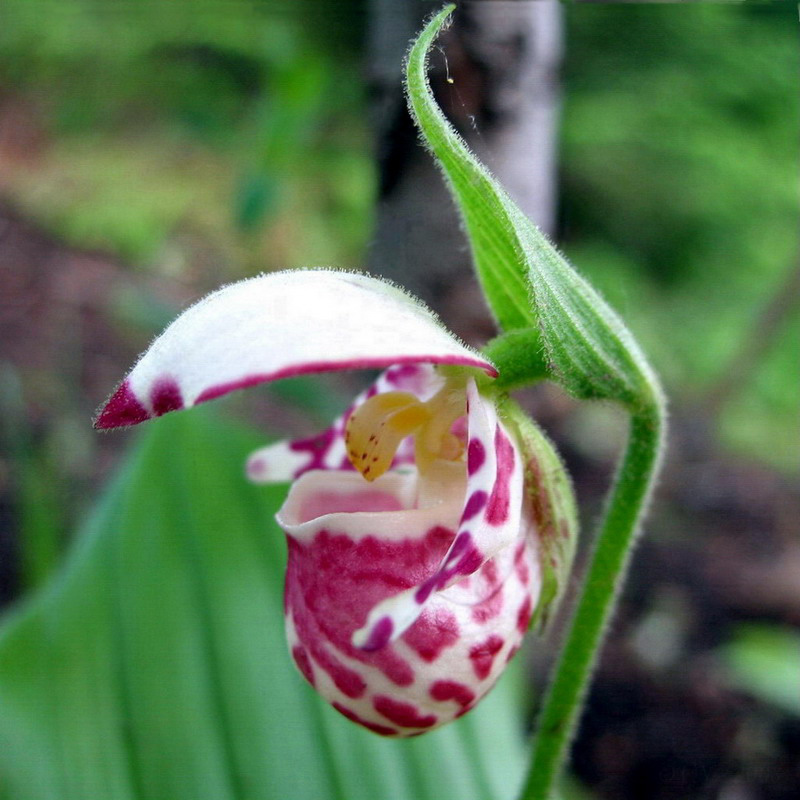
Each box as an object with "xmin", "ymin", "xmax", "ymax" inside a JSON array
[{"xmin": 96, "ymin": 269, "xmax": 575, "ymax": 737}]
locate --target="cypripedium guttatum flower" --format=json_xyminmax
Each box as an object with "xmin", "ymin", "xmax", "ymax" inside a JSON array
[{"xmin": 96, "ymin": 269, "xmax": 576, "ymax": 737}]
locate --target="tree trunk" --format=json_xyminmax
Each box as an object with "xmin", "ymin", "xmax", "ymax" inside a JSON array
[{"xmin": 367, "ymin": 0, "xmax": 562, "ymax": 342}]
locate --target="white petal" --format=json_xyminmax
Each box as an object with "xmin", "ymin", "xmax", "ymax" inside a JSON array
[
  {"xmin": 247, "ymin": 364, "xmax": 443, "ymax": 483},
  {"xmin": 94, "ymin": 270, "xmax": 495, "ymax": 429}
]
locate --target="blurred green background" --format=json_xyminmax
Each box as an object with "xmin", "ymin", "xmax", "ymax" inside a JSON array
[{"xmin": 0, "ymin": 2, "xmax": 797, "ymax": 799}]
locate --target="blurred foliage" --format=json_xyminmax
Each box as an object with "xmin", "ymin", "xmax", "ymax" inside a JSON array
[
  {"xmin": 0, "ymin": 0, "xmax": 373, "ymax": 272},
  {"xmin": 560, "ymin": 3, "xmax": 798, "ymax": 471},
  {"xmin": 719, "ymin": 623, "xmax": 800, "ymax": 717},
  {"xmin": 0, "ymin": 364, "xmax": 64, "ymax": 590}
]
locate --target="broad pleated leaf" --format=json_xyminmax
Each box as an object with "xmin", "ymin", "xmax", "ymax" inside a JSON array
[{"xmin": 0, "ymin": 410, "xmax": 529, "ymax": 800}]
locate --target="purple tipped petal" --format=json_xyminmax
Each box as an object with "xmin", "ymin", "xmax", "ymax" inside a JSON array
[
  {"xmin": 94, "ymin": 380, "xmax": 151, "ymax": 429},
  {"xmin": 94, "ymin": 271, "xmax": 495, "ymax": 429}
]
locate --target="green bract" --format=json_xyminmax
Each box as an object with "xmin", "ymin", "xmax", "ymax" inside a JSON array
[{"xmin": 407, "ymin": 6, "xmax": 663, "ymax": 414}]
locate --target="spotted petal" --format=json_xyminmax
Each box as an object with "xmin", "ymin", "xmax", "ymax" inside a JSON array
[
  {"xmin": 352, "ymin": 379, "xmax": 526, "ymax": 650},
  {"xmin": 94, "ymin": 270, "xmax": 496, "ymax": 429}
]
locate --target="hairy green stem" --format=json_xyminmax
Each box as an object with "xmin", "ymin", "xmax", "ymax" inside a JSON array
[{"xmin": 521, "ymin": 403, "xmax": 666, "ymax": 799}]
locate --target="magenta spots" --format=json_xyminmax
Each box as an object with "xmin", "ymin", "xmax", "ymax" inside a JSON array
[
  {"xmin": 332, "ymin": 702, "xmax": 398, "ymax": 737},
  {"xmin": 469, "ymin": 634, "xmax": 504, "ymax": 680},
  {"xmin": 426, "ymin": 531, "xmax": 484, "ymax": 594},
  {"xmin": 292, "ymin": 645, "xmax": 315, "ymax": 686},
  {"xmin": 360, "ymin": 616, "xmax": 394, "ymax": 652},
  {"xmin": 481, "ymin": 559, "xmax": 500, "ymax": 588},
  {"xmin": 450, "ymin": 415, "xmax": 468, "ymax": 443},
  {"xmin": 94, "ymin": 380, "xmax": 150, "ymax": 429},
  {"xmin": 322, "ymin": 656, "xmax": 364, "ymax": 698},
  {"xmin": 442, "ymin": 535, "xmax": 471, "ymax": 581},
  {"xmin": 414, "ymin": 577, "xmax": 436, "ymax": 604},
  {"xmin": 284, "ymin": 526, "xmax": 456, "ymax": 688},
  {"xmin": 289, "ymin": 428, "xmax": 337, "ymax": 477},
  {"xmin": 453, "ymin": 540, "xmax": 484, "ymax": 577},
  {"xmin": 485, "ymin": 427, "xmax": 515, "ymax": 525},
  {"xmin": 514, "ymin": 541, "xmax": 530, "ymax": 585},
  {"xmin": 461, "ymin": 490, "xmax": 488, "ymax": 523},
  {"xmin": 430, "ymin": 680, "xmax": 475, "ymax": 708},
  {"xmin": 308, "ymin": 640, "xmax": 365, "ymax": 698},
  {"xmin": 516, "ymin": 596, "xmax": 533, "ymax": 633},
  {"xmin": 402, "ymin": 608, "xmax": 459, "ymax": 662},
  {"xmin": 467, "ymin": 438, "xmax": 486, "ymax": 475},
  {"xmin": 449, "ymin": 531, "xmax": 472, "ymax": 560},
  {"xmin": 471, "ymin": 561, "xmax": 504, "ymax": 624},
  {"xmin": 374, "ymin": 695, "xmax": 437, "ymax": 729},
  {"xmin": 247, "ymin": 456, "xmax": 266, "ymax": 479},
  {"xmin": 385, "ymin": 363, "xmax": 421, "ymax": 386},
  {"xmin": 150, "ymin": 377, "xmax": 183, "ymax": 416}
]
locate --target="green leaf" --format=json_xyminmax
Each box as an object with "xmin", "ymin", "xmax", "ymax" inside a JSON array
[
  {"xmin": 0, "ymin": 410, "xmax": 529, "ymax": 800},
  {"xmin": 408, "ymin": 8, "xmax": 662, "ymax": 412}
]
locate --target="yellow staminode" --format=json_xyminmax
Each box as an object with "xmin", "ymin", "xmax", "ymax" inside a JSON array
[{"xmin": 345, "ymin": 385, "xmax": 466, "ymax": 481}]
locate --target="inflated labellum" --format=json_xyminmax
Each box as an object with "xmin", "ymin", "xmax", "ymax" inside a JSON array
[{"xmin": 95, "ymin": 269, "xmax": 576, "ymax": 736}]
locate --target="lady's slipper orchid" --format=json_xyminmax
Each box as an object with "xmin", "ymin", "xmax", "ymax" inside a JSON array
[{"xmin": 96, "ymin": 269, "xmax": 574, "ymax": 737}]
